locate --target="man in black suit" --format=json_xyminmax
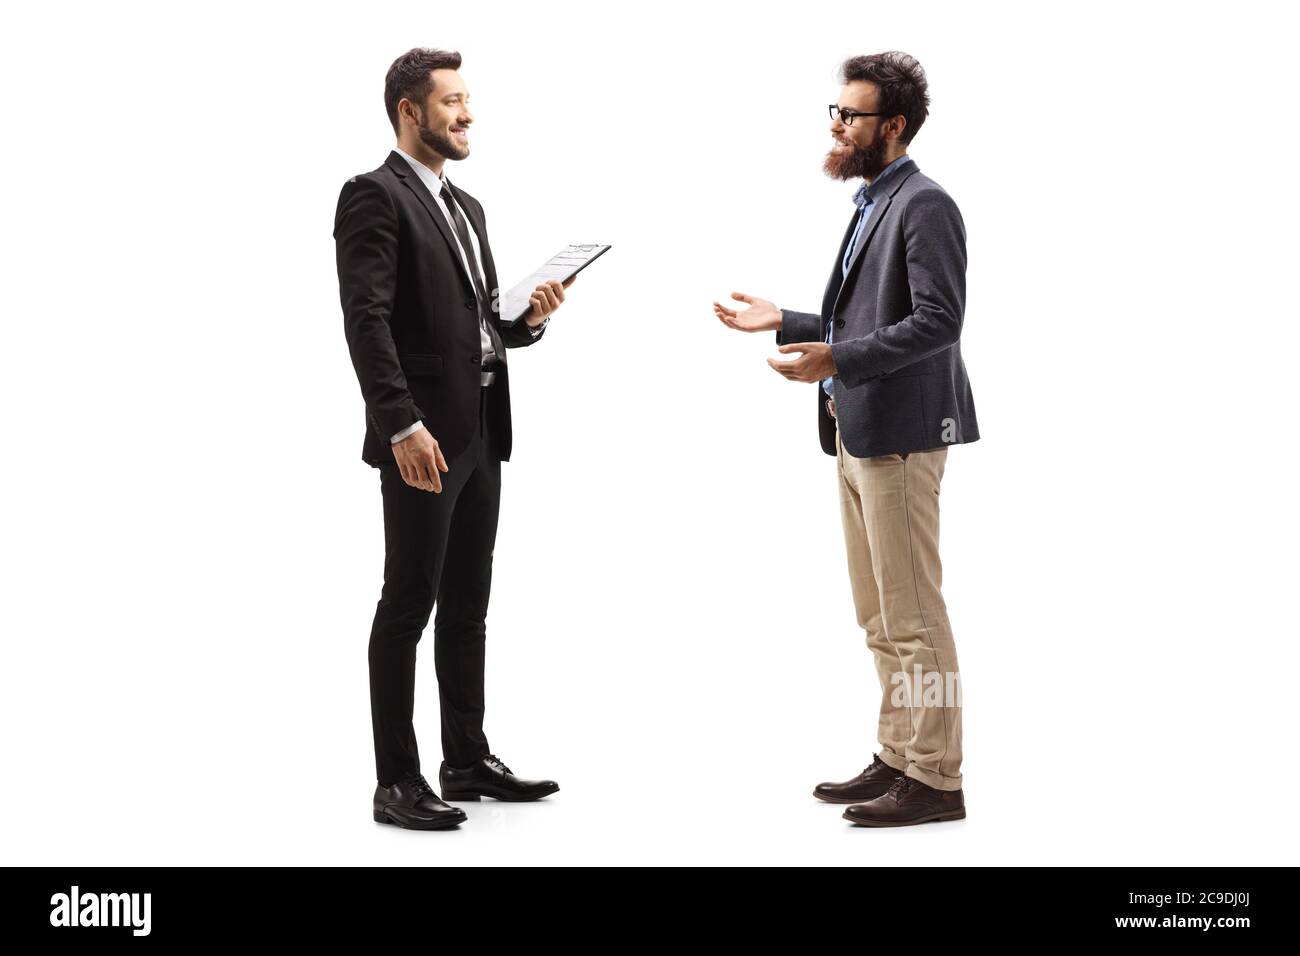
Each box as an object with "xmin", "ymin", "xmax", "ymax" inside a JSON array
[{"xmin": 334, "ymin": 48, "xmax": 571, "ymax": 830}]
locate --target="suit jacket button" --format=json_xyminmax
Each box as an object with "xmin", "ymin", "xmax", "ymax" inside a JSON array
[
  {"xmin": 470, "ymin": 355, "xmax": 479, "ymax": 364},
  {"xmin": 465, "ymin": 301, "xmax": 475, "ymax": 310},
  {"xmin": 835, "ymin": 319, "xmax": 846, "ymax": 328}
]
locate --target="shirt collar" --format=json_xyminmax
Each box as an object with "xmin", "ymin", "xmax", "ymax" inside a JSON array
[
  {"xmin": 394, "ymin": 145, "xmax": 450, "ymax": 197},
  {"xmin": 853, "ymin": 153, "xmax": 912, "ymax": 208}
]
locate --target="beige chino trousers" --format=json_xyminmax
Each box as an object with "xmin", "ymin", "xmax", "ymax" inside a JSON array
[{"xmin": 835, "ymin": 426, "xmax": 964, "ymax": 791}]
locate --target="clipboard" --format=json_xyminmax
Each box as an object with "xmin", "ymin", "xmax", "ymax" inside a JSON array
[{"xmin": 497, "ymin": 243, "xmax": 611, "ymax": 325}]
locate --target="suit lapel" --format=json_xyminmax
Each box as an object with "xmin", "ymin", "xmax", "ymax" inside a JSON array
[
  {"xmin": 446, "ymin": 180, "xmax": 498, "ymax": 299},
  {"xmin": 821, "ymin": 210, "xmax": 860, "ymax": 318},
  {"xmin": 384, "ymin": 151, "xmax": 476, "ymax": 297},
  {"xmin": 831, "ymin": 160, "xmax": 921, "ymax": 317},
  {"xmin": 445, "ymin": 181, "xmax": 506, "ymax": 358}
]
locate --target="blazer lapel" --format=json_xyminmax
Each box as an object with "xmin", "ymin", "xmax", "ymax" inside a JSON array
[
  {"xmin": 831, "ymin": 160, "xmax": 921, "ymax": 317},
  {"xmin": 384, "ymin": 151, "xmax": 477, "ymax": 297},
  {"xmin": 444, "ymin": 180, "xmax": 506, "ymax": 360},
  {"xmin": 446, "ymin": 180, "xmax": 498, "ymax": 299},
  {"xmin": 821, "ymin": 209, "xmax": 861, "ymax": 318}
]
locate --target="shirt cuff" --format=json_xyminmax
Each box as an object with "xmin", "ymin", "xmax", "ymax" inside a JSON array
[
  {"xmin": 529, "ymin": 316, "xmax": 549, "ymax": 337},
  {"xmin": 390, "ymin": 420, "xmax": 425, "ymax": 444}
]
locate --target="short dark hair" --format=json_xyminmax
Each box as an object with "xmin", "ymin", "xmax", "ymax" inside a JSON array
[
  {"xmin": 384, "ymin": 47, "xmax": 462, "ymax": 134},
  {"xmin": 840, "ymin": 51, "xmax": 930, "ymax": 144}
]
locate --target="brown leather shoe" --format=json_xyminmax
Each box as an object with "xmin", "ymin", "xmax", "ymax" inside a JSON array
[
  {"xmin": 813, "ymin": 754, "xmax": 905, "ymax": 804},
  {"xmin": 843, "ymin": 775, "xmax": 966, "ymax": 827}
]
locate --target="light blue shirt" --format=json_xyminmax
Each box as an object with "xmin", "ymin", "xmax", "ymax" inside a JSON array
[{"xmin": 823, "ymin": 154, "xmax": 912, "ymax": 398}]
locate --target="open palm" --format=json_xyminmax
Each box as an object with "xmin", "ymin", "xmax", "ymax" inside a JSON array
[{"xmin": 713, "ymin": 292, "xmax": 781, "ymax": 333}]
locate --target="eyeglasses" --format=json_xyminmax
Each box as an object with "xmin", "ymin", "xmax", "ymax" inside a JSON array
[{"xmin": 828, "ymin": 105, "xmax": 887, "ymax": 126}]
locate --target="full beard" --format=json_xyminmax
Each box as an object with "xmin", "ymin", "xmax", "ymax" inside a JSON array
[
  {"xmin": 823, "ymin": 130, "xmax": 888, "ymax": 181},
  {"xmin": 417, "ymin": 112, "xmax": 469, "ymax": 161}
]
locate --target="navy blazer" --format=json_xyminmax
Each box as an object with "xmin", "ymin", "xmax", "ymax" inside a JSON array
[{"xmin": 778, "ymin": 158, "xmax": 979, "ymax": 458}]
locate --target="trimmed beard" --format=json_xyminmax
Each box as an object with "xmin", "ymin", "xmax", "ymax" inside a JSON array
[
  {"xmin": 823, "ymin": 127, "xmax": 889, "ymax": 181},
  {"xmin": 416, "ymin": 108, "xmax": 469, "ymax": 161}
]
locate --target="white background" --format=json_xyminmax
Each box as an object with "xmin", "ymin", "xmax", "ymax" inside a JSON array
[{"xmin": 2, "ymin": 0, "xmax": 1298, "ymax": 866}]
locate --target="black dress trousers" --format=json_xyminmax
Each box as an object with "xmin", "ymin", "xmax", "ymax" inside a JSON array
[{"xmin": 369, "ymin": 384, "xmax": 501, "ymax": 785}]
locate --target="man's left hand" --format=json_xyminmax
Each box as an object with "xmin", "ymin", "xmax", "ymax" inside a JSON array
[
  {"xmin": 767, "ymin": 342, "xmax": 837, "ymax": 383},
  {"xmin": 526, "ymin": 275, "xmax": 576, "ymax": 328}
]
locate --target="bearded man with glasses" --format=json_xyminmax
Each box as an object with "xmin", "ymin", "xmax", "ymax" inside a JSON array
[{"xmin": 715, "ymin": 52, "xmax": 979, "ymax": 828}]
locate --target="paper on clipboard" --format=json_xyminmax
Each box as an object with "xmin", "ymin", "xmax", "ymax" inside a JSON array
[{"xmin": 497, "ymin": 243, "xmax": 611, "ymax": 325}]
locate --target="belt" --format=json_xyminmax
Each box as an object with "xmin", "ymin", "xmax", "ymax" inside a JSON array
[
  {"xmin": 825, "ymin": 396, "xmax": 836, "ymax": 420},
  {"xmin": 480, "ymin": 365, "xmax": 498, "ymax": 387}
]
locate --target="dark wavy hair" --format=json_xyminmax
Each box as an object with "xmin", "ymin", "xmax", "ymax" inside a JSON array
[
  {"xmin": 840, "ymin": 52, "xmax": 930, "ymax": 144},
  {"xmin": 384, "ymin": 48, "xmax": 463, "ymax": 134}
]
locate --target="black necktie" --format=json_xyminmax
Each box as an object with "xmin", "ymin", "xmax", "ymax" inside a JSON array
[{"xmin": 440, "ymin": 183, "xmax": 503, "ymax": 366}]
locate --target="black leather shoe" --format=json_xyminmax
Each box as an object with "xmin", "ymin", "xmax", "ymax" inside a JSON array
[
  {"xmin": 439, "ymin": 754, "xmax": 559, "ymax": 802},
  {"xmin": 373, "ymin": 773, "xmax": 468, "ymax": 830},
  {"xmin": 813, "ymin": 754, "xmax": 905, "ymax": 804}
]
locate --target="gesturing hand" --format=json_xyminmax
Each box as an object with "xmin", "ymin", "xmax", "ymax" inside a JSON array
[
  {"xmin": 391, "ymin": 427, "xmax": 449, "ymax": 493},
  {"xmin": 714, "ymin": 291, "xmax": 782, "ymax": 333},
  {"xmin": 767, "ymin": 342, "xmax": 837, "ymax": 383}
]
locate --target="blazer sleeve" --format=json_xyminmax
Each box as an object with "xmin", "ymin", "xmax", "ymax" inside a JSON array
[
  {"xmin": 334, "ymin": 176, "xmax": 422, "ymax": 440},
  {"xmin": 499, "ymin": 313, "xmax": 547, "ymax": 348},
  {"xmin": 830, "ymin": 188, "xmax": 967, "ymax": 387},
  {"xmin": 775, "ymin": 309, "xmax": 824, "ymax": 347}
]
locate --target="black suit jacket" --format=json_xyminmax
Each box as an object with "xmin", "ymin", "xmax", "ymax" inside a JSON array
[{"xmin": 334, "ymin": 150, "xmax": 544, "ymax": 466}]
